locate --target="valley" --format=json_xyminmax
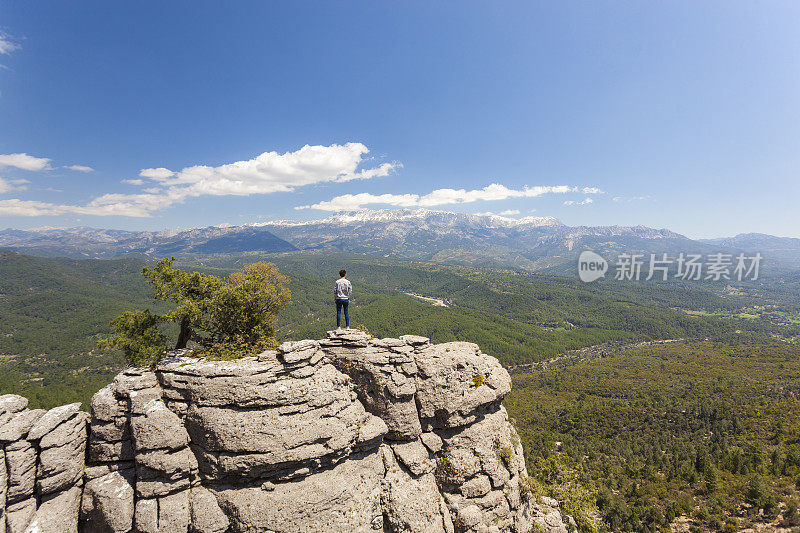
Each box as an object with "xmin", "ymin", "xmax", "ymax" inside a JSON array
[{"xmin": 0, "ymin": 248, "xmax": 798, "ymax": 531}]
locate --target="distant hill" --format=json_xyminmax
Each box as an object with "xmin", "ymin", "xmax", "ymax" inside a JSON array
[
  {"xmin": 700, "ymin": 232, "xmax": 800, "ymax": 268},
  {"xmin": 0, "ymin": 225, "xmax": 296, "ymax": 258},
  {"xmin": 2, "ymin": 209, "xmax": 799, "ymax": 273}
]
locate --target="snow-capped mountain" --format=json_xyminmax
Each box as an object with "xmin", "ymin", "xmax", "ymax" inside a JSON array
[{"xmin": 1, "ymin": 209, "xmax": 793, "ymax": 271}]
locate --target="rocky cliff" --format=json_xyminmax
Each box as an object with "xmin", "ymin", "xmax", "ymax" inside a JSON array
[{"xmin": 0, "ymin": 330, "xmax": 569, "ymax": 533}]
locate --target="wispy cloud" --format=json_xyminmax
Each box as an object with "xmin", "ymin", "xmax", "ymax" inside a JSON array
[
  {"xmin": 612, "ymin": 195, "xmax": 649, "ymax": 203},
  {"xmin": 0, "ymin": 177, "xmax": 29, "ymax": 194},
  {"xmin": 0, "ymin": 194, "xmax": 176, "ymax": 218},
  {"xmin": 0, "ymin": 199, "xmax": 97, "ymax": 217},
  {"xmin": 121, "ymin": 178, "xmax": 144, "ymax": 185},
  {"xmin": 0, "ymin": 153, "xmax": 51, "ymax": 171},
  {"xmin": 297, "ymin": 183, "xmax": 575, "ymax": 211},
  {"xmin": 65, "ymin": 165, "xmax": 94, "ymax": 172},
  {"xmin": 0, "ymin": 32, "xmax": 20, "ymax": 56},
  {"xmin": 563, "ymin": 197, "xmax": 594, "ymax": 206}
]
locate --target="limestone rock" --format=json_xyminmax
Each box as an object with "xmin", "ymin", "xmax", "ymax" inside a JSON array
[
  {"xmin": 114, "ymin": 369, "xmax": 159, "ymax": 392},
  {"xmin": 5, "ymin": 498, "xmax": 35, "ymax": 533},
  {"xmin": 2, "ymin": 332, "xmax": 564, "ymax": 533},
  {"xmin": 129, "ymin": 400, "xmax": 189, "ymax": 451},
  {"xmin": 182, "ymin": 363, "xmax": 386, "ymax": 480},
  {"xmin": 80, "ymin": 468, "xmax": 135, "ymax": 532},
  {"xmin": 27, "ymin": 403, "xmax": 81, "ymax": 440},
  {"xmin": 157, "ymin": 490, "xmax": 191, "ymax": 533},
  {"xmin": 326, "ymin": 344, "xmax": 422, "ymax": 441},
  {"xmin": 24, "ymin": 483, "xmax": 82, "ymax": 533},
  {"xmin": 0, "ymin": 395, "xmax": 27, "ymax": 416},
  {"xmin": 391, "ymin": 439, "xmax": 435, "ymax": 477},
  {"xmin": 90, "ymin": 384, "xmax": 125, "ymax": 422},
  {"xmin": 135, "ymin": 498, "xmax": 159, "ymax": 533},
  {"xmin": 399, "ymin": 334, "xmax": 430, "ymax": 347},
  {"xmin": 212, "ymin": 450, "xmax": 384, "ymax": 532},
  {"xmin": 0, "ymin": 409, "xmax": 45, "ymax": 443},
  {"xmin": 89, "ymin": 418, "xmax": 130, "ymax": 442},
  {"xmin": 39, "ymin": 411, "xmax": 87, "ymax": 449},
  {"xmin": 156, "ymin": 356, "xmax": 289, "ymax": 407},
  {"xmin": 381, "ymin": 444, "xmax": 453, "ymax": 533},
  {"xmin": 414, "ymin": 342, "xmax": 511, "ymax": 430},
  {"xmin": 0, "ymin": 447, "xmax": 6, "ymax": 507},
  {"xmin": 420, "ymin": 431, "xmax": 443, "ymax": 454},
  {"xmin": 37, "ymin": 432, "xmax": 86, "ymax": 494},
  {"xmin": 189, "ymin": 486, "xmax": 230, "ymax": 533},
  {"xmin": 88, "ymin": 435, "xmax": 134, "ymax": 463},
  {"xmin": 137, "ymin": 446, "xmax": 198, "ymax": 479},
  {"xmin": 4, "ymin": 440, "xmax": 36, "ymax": 504}
]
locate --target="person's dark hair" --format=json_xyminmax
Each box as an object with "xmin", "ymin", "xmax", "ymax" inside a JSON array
[{"xmin": 339, "ymin": 269, "xmax": 346, "ymax": 277}]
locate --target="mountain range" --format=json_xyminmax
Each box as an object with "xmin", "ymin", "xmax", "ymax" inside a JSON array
[{"xmin": 2, "ymin": 209, "xmax": 799, "ymax": 272}]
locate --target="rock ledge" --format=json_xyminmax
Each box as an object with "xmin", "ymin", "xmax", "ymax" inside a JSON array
[{"xmin": 0, "ymin": 330, "xmax": 568, "ymax": 533}]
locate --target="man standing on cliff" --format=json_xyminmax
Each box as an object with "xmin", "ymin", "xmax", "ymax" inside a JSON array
[{"xmin": 334, "ymin": 269, "xmax": 352, "ymax": 329}]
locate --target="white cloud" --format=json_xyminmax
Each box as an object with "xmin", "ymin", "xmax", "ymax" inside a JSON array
[
  {"xmin": 297, "ymin": 192, "xmax": 418, "ymax": 211},
  {"xmin": 83, "ymin": 143, "xmax": 400, "ymax": 217},
  {"xmin": 0, "ymin": 33, "xmax": 20, "ymax": 55},
  {"xmin": 297, "ymin": 183, "xmax": 575, "ymax": 211},
  {"xmin": 65, "ymin": 165, "xmax": 94, "ymax": 172},
  {"xmin": 146, "ymin": 143, "xmax": 398, "ymax": 197},
  {"xmin": 0, "ymin": 177, "xmax": 29, "ymax": 193},
  {"xmin": 139, "ymin": 167, "xmax": 175, "ymax": 179},
  {"xmin": 0, "ymin": 143, "xmax": 400, "ymax": 218},
  {"xmin": 0, "ymin": 153, "xmax": 51, "ymax": 171},
  {"xmin": 564, "ymin": 197, "xmax": 594, "ymax": 206},
  {"xmin": 582, "ymin": 187, "xmax": 604, "ymax": 194}
]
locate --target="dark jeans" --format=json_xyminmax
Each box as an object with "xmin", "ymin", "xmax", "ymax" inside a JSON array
[{"xmin": 336, "ymin": 298, "xmax": 349, "ymax": 328}]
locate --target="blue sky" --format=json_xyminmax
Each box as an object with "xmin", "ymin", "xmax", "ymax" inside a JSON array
[{"xmin": 1, "ymin": 2, "xmax": 799, "ymax": 237}]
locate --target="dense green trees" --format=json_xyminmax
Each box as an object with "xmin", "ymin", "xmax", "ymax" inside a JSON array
[{"xmin": 506, "ymin": 342, "xmax": 800, "ymax": 531}]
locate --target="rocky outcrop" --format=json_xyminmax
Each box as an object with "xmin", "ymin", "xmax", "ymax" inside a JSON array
[
  {"xmin": 1, "ymin": 330, "xmax": 569, "ymax": 532},
  {"xmin": 0, "ymin": 396, "xmax": 87, "ymax": 533}
]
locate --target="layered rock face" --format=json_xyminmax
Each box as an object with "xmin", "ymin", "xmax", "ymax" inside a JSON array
[
  {"xmin": 0, "ymin": 396, "xmax": 87, "ymax": 533},
  {"xmin": 0, "ymin": 330, "xmax": 568, "ymax": 532}
]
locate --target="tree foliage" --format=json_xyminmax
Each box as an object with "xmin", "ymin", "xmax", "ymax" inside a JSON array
[
  {"xmin": 506, "ymin": 342, "xmax": 800, "ymax": 531},
  {"xmin": 98, "ymin": 258, "xmax": 290, "ymax": 365},
  {"xmin": 98, "ymin": 309, "xmax": 168, "ymax": 366}
]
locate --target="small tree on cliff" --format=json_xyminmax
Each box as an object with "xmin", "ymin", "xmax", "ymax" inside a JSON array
[{"xmin": 99, "ymin": 258, "xmax": 291, "ymax": 365}]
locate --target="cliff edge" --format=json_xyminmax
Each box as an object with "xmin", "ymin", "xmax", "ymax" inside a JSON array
[{"xmin": 0, "ymin": 329, "xmax": 569, "ymax": 533}]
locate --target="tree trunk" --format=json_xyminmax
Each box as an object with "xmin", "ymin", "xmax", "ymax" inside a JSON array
[{"xmin": 175, "ymin": 317, "xmax": 192, "ymax": 349}]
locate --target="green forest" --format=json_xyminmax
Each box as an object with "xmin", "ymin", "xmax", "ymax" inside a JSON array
[
  {"xmin": 506, "ymin": 342, "xmax": 800, "ymax": 532},
  {"xmin": 2, "ymin": 250, "xmax": 800, "ymax": 531}
]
